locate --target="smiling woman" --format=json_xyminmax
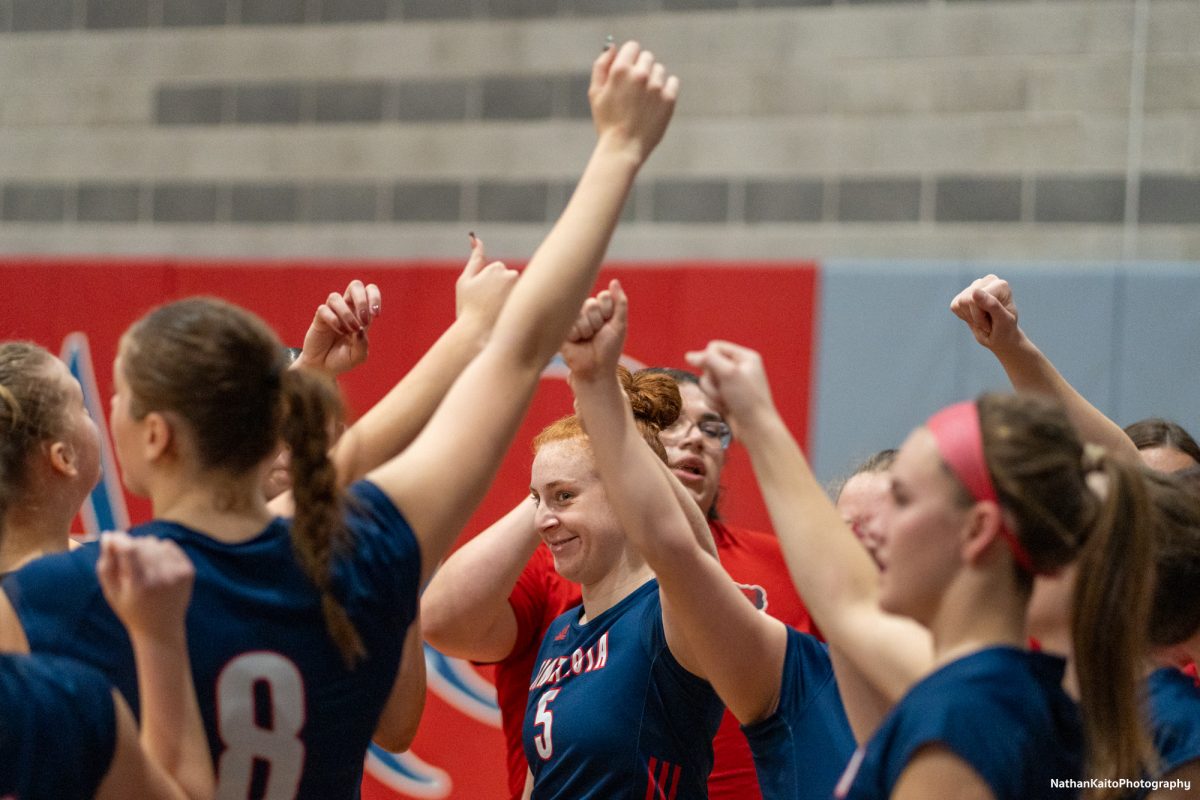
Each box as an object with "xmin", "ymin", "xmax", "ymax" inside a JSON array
[{"xmin": 520, "ymin": 338, "xmax": 725, "ymax": 800}]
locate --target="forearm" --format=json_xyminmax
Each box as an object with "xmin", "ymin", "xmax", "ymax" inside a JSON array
[
  {"xmin": 130, "ymin": 631, "xmax": 214, "ymax": 800},
  {"xmin": 991, "ymin": 336, "xmax": 1140, "ymax": 460},
  {"xmin": 735, "ymin": 407, "xmax": 881, "ymax": 628},
  {"xmin": 373, "ymin": 616, "xmax": 427, "ymax": 752},
  {"xmin": 490, "ymin": 140, "xmax": 639, "ymax": 367},
  {"xmin": 574, "ymin": 376, "xmax": 700, "ymax": 565},
  {"xmin": 420, "ymin": 501, "xmax": 538, "ymax": 660}
]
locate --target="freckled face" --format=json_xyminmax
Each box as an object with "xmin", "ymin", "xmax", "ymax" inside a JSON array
[{"xmin": 530, "ymin": 439, "xmax": 625, "ymax": 586}]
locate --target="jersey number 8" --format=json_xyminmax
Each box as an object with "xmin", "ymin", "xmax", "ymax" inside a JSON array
[{"xmin": 216, "ymin": 652, "xmax": 307, "ymax": 800}]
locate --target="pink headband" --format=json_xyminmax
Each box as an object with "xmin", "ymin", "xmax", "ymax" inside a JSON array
[{"xmin": 926, "ymin": 401, "xmax": 1038, "ymax": 575}]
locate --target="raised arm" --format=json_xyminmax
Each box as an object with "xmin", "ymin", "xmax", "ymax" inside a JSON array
[
  {"xmin": 566, "ymin": 284, "xmax": 783, "ymax": 724},
  {"xmin": 950, "ymin": 275, "xmax": 1139, "ymax": 461},
  {"xmin": 420, "ymin": 499, "xmax": 539, "ymax": 663},
  {"xmin": 95, "ymin": 533, "xmax": 213, "ymax": 800},
  {"xmin": 686, "ymin": 341, "xmax": 933, "ymax": 709},
  {"xmin": 323, "ymin": 237, "xmax": 518, "ymax": 489},
  {"xmin": 367, "ymin": 41, "xmax": 679, "ymax": 583}
]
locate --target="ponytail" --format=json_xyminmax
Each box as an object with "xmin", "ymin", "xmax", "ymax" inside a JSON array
[
  {"xmin": 1071, "ymin": 452, "xmax": 1156, "ymax": 796},
  {"xmin": 280, "ymin": 367, "xmax": 366, "ymax": 669},
  {"xmin": 976, "ymin": 394, "xmax": 1155, "ymax": 798}
]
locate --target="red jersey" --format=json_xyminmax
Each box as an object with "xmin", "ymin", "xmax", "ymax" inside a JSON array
[
  {"xmin": 492, "ymin": 520, "xmax": 817, "ymax": 800},
  {"xmin": 707, "ymin": 519, "xmax": 819, "ymax": 800}
]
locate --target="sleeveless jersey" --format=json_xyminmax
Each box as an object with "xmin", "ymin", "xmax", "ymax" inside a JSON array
[
  {"xmin": 522, "ymin": 578, "xmax": 724, "ymax": 800},
  {"xmin": 0, "ymin": 653, "xmax": 116, "ymax": 799},
  {"xmin": 1141, "ymin": 666, "xmax": 1200, "ymax": 794},
  {"xmin": 740, "ymin": 627, "xmax": 854, "ymax": 800},
  {"xmin": 3, "ymin": 479, "xmax": 420, "ymax": 800},
  {"xmin": 708, "ymin": 520, "xmax": 820, "ymax": 800},
  {"xmin": 489, "ymin": 544, "xmax": 582, "ymax": 799},
  {"xmin": 835, "ymin": 647, "xmax": 1082, "ymax": 800}
]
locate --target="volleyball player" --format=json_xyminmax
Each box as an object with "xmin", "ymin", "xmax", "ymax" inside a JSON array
[
  {"xmin": 3, "ymin": 533, "xmax": 212, "ymax": 800},
  {"xmin": 0, "ymin": 39, "xmax": 679, "ymax": 799},
  {"xmin": 520, "ymin": 283, "xmax": 724, "ymax": 798},
  {"xmin": 685, "ymin": 339, "xmax": 1155, "ymax": 800},
  {"xmin": 563, "ymin": 284, "xmax": 854, "ymax": 800}
]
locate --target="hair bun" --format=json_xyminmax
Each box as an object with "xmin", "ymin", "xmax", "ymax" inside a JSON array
[{"xmin": 619, "ymin": 366, "xmax": 681, "ymax": 432}]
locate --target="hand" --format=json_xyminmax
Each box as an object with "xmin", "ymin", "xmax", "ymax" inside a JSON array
[
  {"xmin": 589, "ymin": 41, "xmax": 680, "ymax": 164},
  {"xmin": 561, "ymin": 280, "xmax": 627, "ymax": 383},
  {"xmin": 296, "ymin": 280, "xmax": 382, "ymax": 376},
  {"xmin": 685, "ymin": 340, "xmax": 775, "ymax": 433},
  {"xmin": 97, "ymin": 533, "xmax": 195, "ymax": 642},
  {"xmin": 949, "ymin": 274, "xmax": 1023, "ymax": 354},
  {"xmin": 456, "ymin": 233, "xmax": 519, "ymax": 331}
]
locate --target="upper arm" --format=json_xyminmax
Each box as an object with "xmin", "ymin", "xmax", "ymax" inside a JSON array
[
  {"xmin": 0, "ymin": 588, "xmax": 30, "ymax": 654},
  {"xmin": 1150, "ymin": 759, "xmax": 1200, "ymax": 799},
  {"xmin": 374, "ymin": 618, "xmax": 428, "ymax": 753},
  {"xmin": 890, "ymin": 745, "xmax": 995, "ymax": 800},
  {"xmin": 95, "ymin": 692, "xmax": 189, "ymax": 800},
  {"xmin": 829, "ymin": 645, "xmax": 895, "ymax": 744},
  {"xmin": 368, "ymin": 350, "xmax": 543, "ymax": 585},
  {"xmin": 656, "ymin": 549, "xmax": 787, "ymax": 725}
]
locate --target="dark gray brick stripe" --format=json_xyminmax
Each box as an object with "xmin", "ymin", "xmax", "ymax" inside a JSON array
[
  {"xmin": 156, "ymin": 76, "xmax": 590, "ymax": 126},
  {"xmin": 2, "ymin": 175, "xmax": 1195, "ymax": 226},
  {"xmin": 0, "ymin": 0, "xmax": 944, "ymax": 32}
]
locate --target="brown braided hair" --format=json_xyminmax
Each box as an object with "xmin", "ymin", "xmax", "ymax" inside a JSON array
[{"xmin": 121, "ymin": 297, "xmax": 365, "ymax": 668}]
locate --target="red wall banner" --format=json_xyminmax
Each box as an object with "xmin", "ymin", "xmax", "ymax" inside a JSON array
[{"xmin": 0, "ymin": 258, "xmax": 818, "ymax": 799}]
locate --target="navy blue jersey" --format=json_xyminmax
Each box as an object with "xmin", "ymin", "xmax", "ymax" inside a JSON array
[
  {"xmin": 835, "ymin": 647, "xmax": 1082, "ymax": 800},
  {"xmin": 1143, "ymin": 667, "xmax": 1200, "ymax": 789},
  {"xmin": 741, "ymin": 626, "xmax": 855, "ymax": 800},
  {"xmin": 0, "ymin": 653, "xmax": 116, "ymax": 799},
  {"xmin": 3, "ymin": 480, "xmax": 420, "ymax": 800},
  {"xmin": 522, "ymin": 579, "xmax": 724, "ymax": 800}
]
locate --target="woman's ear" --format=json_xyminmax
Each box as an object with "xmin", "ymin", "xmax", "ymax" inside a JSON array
[
  {"xmin": 142, "ymin": 411, "xmax": 174, "ymax": 462},
  {"xmin": 961, "ymin": 500, "xmax": 1006, "ymax": 566},
  {"xmin": 47, "ymin": 440, "xmax": 79, "ymax": 478}
]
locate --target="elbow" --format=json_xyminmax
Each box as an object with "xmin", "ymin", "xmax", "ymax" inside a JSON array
[{"xmin": 373, "ymin": 726, "xmax": 419, "ymax": 754}]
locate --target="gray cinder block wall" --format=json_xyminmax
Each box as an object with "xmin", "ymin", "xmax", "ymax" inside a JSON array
[{"xmin": 0, "ymin": 0, "xmax": 1197, "ymax": 261}]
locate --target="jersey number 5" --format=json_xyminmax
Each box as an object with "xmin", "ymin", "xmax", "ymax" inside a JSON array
[
  {"xmin": 533, "ymin": 688, "xmax": 561, "ymax": 761},
  {"xmin": 216, "ymin": 652, "xmax": 307, "ymax": 800}
]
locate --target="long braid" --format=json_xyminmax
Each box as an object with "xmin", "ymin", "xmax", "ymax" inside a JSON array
[{"xmin": 281, "ymin": 367, "xmax": 366, "ymax": 669}]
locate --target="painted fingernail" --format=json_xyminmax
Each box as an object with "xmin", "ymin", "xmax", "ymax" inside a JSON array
[
  {"xmin": 604, "ymin": 34, "xmax": 614, "ymax": 51},
  {"xmin": 468, "ymin": 231, "xmax": 476, "ymax": 241}
]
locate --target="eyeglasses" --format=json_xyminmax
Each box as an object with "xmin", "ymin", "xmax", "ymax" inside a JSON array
[{"xmin": 662, "ymin": 416, "xmax": 732, "ymax": 449}]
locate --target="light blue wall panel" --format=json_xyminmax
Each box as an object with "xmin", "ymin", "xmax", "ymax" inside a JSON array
[
  {"xmin": 1113, "ymin": 264, "xmax": 1200, "ymax": 435},
  {"xmin": 813, "ymin": 261, "xmax": 1195, "ymax": 482}
]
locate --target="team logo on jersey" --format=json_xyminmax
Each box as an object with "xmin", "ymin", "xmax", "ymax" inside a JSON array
[
  {"xmin": 530, "ymin": 633, "xmax": 609, "ymax": 690},
  {"xmin": 735, "ymin": 582, "xmax": 768, "ymax": 612},
  {"xmin": 553, "ymin": 625, "xmax": 569, "ymax": 641}
]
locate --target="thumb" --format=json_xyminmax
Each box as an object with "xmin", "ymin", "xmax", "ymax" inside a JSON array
[
  {"xmin": 463, "ymin": 233, "xmax": 486, "ymax": 278},
  {"xmin": 609, "ymin": 280, "xmax": 627, "ymax": 326}
]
